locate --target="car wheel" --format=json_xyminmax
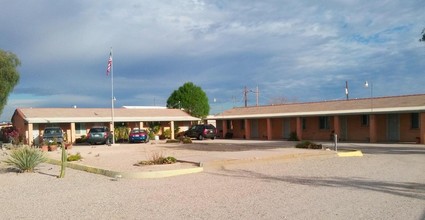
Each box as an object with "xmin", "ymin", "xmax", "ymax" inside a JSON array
[
  {"xmin": 198, "ymin": 134, "xmax": 204, "ymax": 140},
  {"xmin": 211, "ymin": 136, "xmax": 215, "ymax": 140}
]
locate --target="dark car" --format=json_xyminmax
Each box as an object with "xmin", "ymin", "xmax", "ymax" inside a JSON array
[
  {"xmin": 42, "ymin": 127, "xmax": 64, "ymax": 144},
  {"xmin": 129, "ymin": 128, "xmax": 149, "ymax": 143},
  {"xmin": 185, "ymin": 124, "xmax": 217, "ymax": 140},
  {"xmin": 86, "ymin": 126, "xmax": 112, "ymax": 145}
]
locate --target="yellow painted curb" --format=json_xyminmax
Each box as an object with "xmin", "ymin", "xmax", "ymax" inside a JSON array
[
  {"xmin": 201, "ymin": 151, "xmax": 336, "ymax": 168},
  {"xmin": 337, "ymin": 149, "xmax": 363, "ymax": 157},
  {"xmin": 46, "ymin": 158, "xmax": 203, "ymax": 179}
]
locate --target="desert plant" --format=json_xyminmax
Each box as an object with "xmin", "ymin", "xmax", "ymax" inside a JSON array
[
  {"xmin": 181, "ymin": 137, "xmax": 192, "ymax": 144},
  {"xmin": 295, "ymin": 141, "xmax": 322, "ymax": 149},
  {"xmin": 163, "ymin": 129, "xmax": 171, "ymax": 139},
  {"xmin": 136, "ymin": 151, "xmax": 177, "ymax": 165},
  {"xmin": 67, "ymin": 153, "xmax": 82, "ymax": 162},
  {"xmin": 114, "ymin": 126, "xmax": 130, "ymax": 142},
  {"xmin": 58, "ymin": 143, "xmax": 67, "ymax": 178},
  {"xmin": 163, "ymin": 156, "xmax": 177, "ymax": 164},
  {"xmin": 166, "ymin": 139, "xmax": 180, "ymax": 143},
  {"xmin": 3, "ymin": 146, "xmax": 47, "ymax": 172},
  {"xmin": 75, "ymin": 135, "xmax": 87, "ymax": 144}
]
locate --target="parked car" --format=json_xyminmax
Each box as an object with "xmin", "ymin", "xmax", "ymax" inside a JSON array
[
  {"xmin": 185, "ymin": 124, "xmax": 217, "ymax": 140},
  {"xmin": 86, "ymin": 126, "xmax": 112, "ymax": 145},
  {"xmin": 42, "ymin": 127, "xmax": 64, "ymax": 144},
  {"xmin": 129, "ymin": 128, "xmax": 149, "ymax": 143}
]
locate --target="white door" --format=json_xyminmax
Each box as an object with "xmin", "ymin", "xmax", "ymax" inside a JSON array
[{"xmin": 32, "ymin": 124, "xmax": 40, "ymax": 145}]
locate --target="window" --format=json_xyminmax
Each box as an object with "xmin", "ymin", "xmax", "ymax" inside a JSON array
[
  {"xmin": 361, "ymin": 115, "xmax": 369, "ymax": 126},
  {"xmin": 319, "ymin": 116, "xmax": 330, "ymax": 130},
  {"xmin": 75, "ymin": 123, "xmax": 86, "ymax": 135},
  {"xmin": 302, "ymin": 118, "xmax": 306, "ymax": 130},
  {"xmin": 411, "ymin": 113, "xmax": 419, "ymax": 129}
]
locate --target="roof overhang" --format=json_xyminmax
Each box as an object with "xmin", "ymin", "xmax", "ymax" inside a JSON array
[
  {"xmin": 25, "ymin": 116, "xmax": 200, "ymax": 124},
  {"xmin": 208, "ymin": 106, "xmax": 425, "ymax": 120}
]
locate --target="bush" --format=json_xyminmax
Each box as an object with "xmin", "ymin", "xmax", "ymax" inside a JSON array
[
  {"xmin": 166, "ymin": 139, "xmax": 180, "ymax": 144},
  {"xmin": 163, "ymin": 129, "xmax": 171, "ymax": 139},
  {"xmin": 75, "ymin": 135, "xmax": 87, "ymax": 144},
  {"xmin": 295, "ymin": 141, "xmax": 322, "ymax": 149},
  {"xmin": 181, "ymin": 137, "xmax": 192, "ymax": 144},
  {"xmin": 3, "ymin": 146, "xmax": 47, "ymax": 172},
  {"xmin": 1, "ymin": 127, "xmax": 21, "ymax": 144},
  {"xmin": 164, "ymin": 156, "xmax": 176, "ymax": 164},
  {"xmin": 67, "ymin": 153, "xmax": 82, "ymax": 161},
  {"xmin": 136, "ymin": 152, "xmax": 177, "ymax": 165}
]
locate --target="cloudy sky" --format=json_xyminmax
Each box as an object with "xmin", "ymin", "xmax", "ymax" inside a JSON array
[{"xmin": 1, "ymin": 0, "xmax": 424, "ymax": 121}]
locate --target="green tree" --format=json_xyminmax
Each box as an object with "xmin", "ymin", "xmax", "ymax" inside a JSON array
[
  {"xmin": 167, "ymin": 82, "xmax": 210, "ymax": 119},
  {"xmin": 0, "ymin": 49, "xmax": 21, "ymax": 115}
]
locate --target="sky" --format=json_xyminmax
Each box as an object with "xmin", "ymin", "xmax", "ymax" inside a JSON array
[{"xmin": 1, "ymin": 0, "xmax": 424, "ymax": 122}]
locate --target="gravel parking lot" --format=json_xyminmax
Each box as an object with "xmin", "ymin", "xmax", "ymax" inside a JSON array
[{"xmin": 0, "ymin": 142, "xmax": 424, "ymax": 219}]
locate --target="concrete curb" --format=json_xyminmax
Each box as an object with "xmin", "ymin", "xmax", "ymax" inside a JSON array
[
  {"xmin": 45, "ymin": 149, "xmax": 355, "ymax": 178},
  {"xmin": 46, "ymin": 158, "xmax": 203, "ymax": 179},
  {"xmin": 337, "ymin": 149, "xmax": 363, "ymax": 157}
]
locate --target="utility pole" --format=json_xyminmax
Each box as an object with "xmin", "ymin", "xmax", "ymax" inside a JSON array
[
  {"xmin": 244, "ymin": 86, "xmax": 260, "ymax": 107},
  {"xmin": 256, "ymin": 85, "xmax": 259, "ymax": 106},
  {"xmin": 244, "ymin": 86, "xmax": 248, "ymax": 107}
]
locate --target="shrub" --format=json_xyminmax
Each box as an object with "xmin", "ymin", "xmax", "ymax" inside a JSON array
[
  {"xmin": 166, "ymin": 139, "xmax": 180, "ymax": 144},
  {"xmin": 67, "ymin": 153, "xmax": 82, "ymax": 162},
  {"xmin": 163, "ymin": 156, "xmax": 176, "ymax": 164},
  {"xmin": 3, "ymin": 146, "xmax": 47, "ymax": 172},
  {"xmin": 75, "ymin": 135, "xmax": 87, "ymax": 144},
  {"xmin": 136, "ymin": 151, "xmax": 177, "ymax": 165},
  {"xmin": 1, "ymin": 127, "xmax": 21, "ymax": 144},
  {"xmin": 163, "ymin": 129, "xmax": 171, "ymax": 139},
  {"xmin": 295, "ymin": 141, "xmax": 322, "ymax": 149},
  {"xmin": 181, "ymin": 137, "xmax": 192, "ymax": 144}
]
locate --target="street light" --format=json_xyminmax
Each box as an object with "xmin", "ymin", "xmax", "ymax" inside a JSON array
[{"xmin": 364, "ymin": 81, "xmax": 373, "ymax": 112}]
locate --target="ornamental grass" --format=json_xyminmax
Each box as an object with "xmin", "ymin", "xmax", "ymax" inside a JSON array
[{"xmin": 3, "ymin": 146, "xmax": 47, "ymax": 172}]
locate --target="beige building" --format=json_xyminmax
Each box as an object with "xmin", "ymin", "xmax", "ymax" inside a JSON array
[
  {"xmin": 210, "ymin": 94, "xmax": 425, "ymax": 144},
  {"xmin": 11, "ymin": 107, "xmax": 200, "ymax": 145}
]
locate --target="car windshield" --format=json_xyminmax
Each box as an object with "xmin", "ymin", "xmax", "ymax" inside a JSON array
[
  {"xmin": 90, "ymin": 128, "xmax": 106, "ymax": 132},
  {"xmin": 132, "ymin": 129, "xmax": 146, "ymax": 133},
  {"xmin": 45, "ymin": 128, "xmax": 61, "ymax": 134}
]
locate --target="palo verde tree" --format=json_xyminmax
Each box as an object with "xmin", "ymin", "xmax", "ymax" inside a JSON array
[
  {"xmin": 167, "ymin": 82, "xmax": 210, "ymax": 119},
  {"xmin": 0, "ymin": 49, "xmax": 21, "ymax": 115}
]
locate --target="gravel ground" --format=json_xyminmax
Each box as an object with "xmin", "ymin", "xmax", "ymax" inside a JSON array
[{"xmin": 0, "ymin": 144, "xmax": 424, "ymax": 220}]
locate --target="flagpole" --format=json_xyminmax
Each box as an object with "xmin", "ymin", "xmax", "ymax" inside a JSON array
[{"xmin": 110, "ymin": 47, "xmax": 115, "ymax": 145}]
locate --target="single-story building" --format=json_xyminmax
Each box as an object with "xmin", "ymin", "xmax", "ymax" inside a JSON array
[
  {"xmin": 11, "ymin": 107, "xmax": 200, "ymax": 146},
  {"xmin": 209, "ymin": 94, "xmax": 425, "ymax": 144}
]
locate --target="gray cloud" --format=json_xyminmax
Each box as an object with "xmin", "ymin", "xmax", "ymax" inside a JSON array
[{"xmin": 1, "ymin": 0, "xmax": 424, "ymax": 121}]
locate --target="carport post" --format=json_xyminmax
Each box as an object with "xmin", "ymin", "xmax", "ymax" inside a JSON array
[
  {"xmin": 171, "ymin": 121, "xmax": 175, "ymax": 140},
  {"xmin": 334, "ymin": 134, "xmax": 338, "ymax": 152}
]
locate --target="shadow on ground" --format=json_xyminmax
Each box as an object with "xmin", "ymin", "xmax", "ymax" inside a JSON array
[{"xmin": 212, "ymin": 168, "xmax": 425, "ymax": 200}]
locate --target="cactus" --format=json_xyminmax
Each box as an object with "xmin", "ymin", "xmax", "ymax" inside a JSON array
[{"xmin": 58, "ymin": 143, "xmax": 67, "ymax": 178}]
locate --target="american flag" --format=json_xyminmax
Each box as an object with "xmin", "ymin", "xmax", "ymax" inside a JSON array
[{"xmin": 106, "ymin": 51, "xmax": 112, "ymax": 76}]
